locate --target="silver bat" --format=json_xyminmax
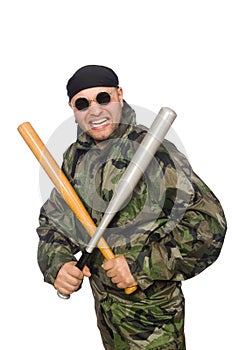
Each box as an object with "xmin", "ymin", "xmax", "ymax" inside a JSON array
[{"xmin": 58, "ymin": 106, "xmax": 176, "ymax": 299}]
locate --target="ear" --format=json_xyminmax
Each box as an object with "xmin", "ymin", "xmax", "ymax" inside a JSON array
[{"xmin": 117, "ymin": 87, "xmax": 124, "ymax": 106}]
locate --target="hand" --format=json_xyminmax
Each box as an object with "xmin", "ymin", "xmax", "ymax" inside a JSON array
[
  {"xmin": 102, "ymin": 255, "xmax": 137, "ymax": 289},
  {"xmin": 54, "ymin": 261, "xmax": 91, "ymax": 295}
]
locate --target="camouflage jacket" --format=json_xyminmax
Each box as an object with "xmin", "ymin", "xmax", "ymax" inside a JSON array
[{"xmin": 37, "ymin": 102, "xmax": 227, "ymax": 349}]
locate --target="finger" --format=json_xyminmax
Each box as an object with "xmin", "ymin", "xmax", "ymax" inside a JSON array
[
  {"xmin": 56, "ymin": 271, "xmax": 83, "ymax": 287},
  {"xmin": 105, "ymin": 269, "xmax": 117, "ymax": 278},
  {"xmin": 102, "ymin": 262, "xmax": 111, "ymax": 271},
  {"xmin": 111, "ymin": 276, "xmax": 121, "ymax": 284},
  {"xmin": 68, "ymin": 273, "xmax": 83, "ymax": 285},
  {"xmin": 103, "ymin": 254, "xmax": 126, "ymax": 269},
  {"xmin": 66, "ymin": 264, "xmax": 84, "ymax": 279},
  {"xmin": 67, "ymin": 262, "xmax": 91, "ymax": 278},
  {"xmin": 59, "ymin": 264, "xmax": 83, "ymax": 280},
  {"xmin": 57, "ymin": 282, "xmax": 81, "ymax": 295},
  {"xmin": 55, "ymin": 276, "xmax": 82, "ymax": 294},
  {"xmin": 116, "ymin": 281, "xmax": 127, "ymax": 289}
]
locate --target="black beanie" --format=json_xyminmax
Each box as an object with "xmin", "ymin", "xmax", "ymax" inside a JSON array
[{"xmin": 66, "ymin": 65, "xmax": 119, "ymax": 101}]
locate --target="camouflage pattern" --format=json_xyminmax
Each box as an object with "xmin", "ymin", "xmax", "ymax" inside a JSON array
[{"xmin": 37, "ymin": 102, "xmax": 227, "ymax": 349}]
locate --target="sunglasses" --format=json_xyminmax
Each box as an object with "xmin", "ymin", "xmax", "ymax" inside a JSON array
[{"xmin": 74, "ymin": 91, "xmax": 112, "ymax": 111}]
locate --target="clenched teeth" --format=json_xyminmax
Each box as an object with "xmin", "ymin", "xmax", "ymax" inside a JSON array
[{"xmin": 90, "ymin": 118, "xmax": 108, "ymax": 126}]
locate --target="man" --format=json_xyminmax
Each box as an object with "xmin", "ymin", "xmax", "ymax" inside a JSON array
[{"xmin": 37, "ymin": 65, "xmax": 227, "ymax": 349}]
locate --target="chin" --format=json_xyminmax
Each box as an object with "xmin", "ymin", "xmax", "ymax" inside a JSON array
[
  {"xmin": 90, "ymin": 129, "xmax": 112, "ymax": 142},
  {"xmin": 93, "ymin": 135, "xmax": 110, "ymax": 143}
]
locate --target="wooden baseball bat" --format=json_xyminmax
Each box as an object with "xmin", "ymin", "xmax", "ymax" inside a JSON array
[{"xmin": 17, "ymin": 122, "xmax": 137, "ymax": 295}]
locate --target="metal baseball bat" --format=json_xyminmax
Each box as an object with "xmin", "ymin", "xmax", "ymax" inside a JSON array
[
  {"xmin": 17, "ymin": 122, "xmax": 137, "ymax": 298},
  {"xmin": 73, "ymin": 106, "xmax": 177, "ymax": 290}
]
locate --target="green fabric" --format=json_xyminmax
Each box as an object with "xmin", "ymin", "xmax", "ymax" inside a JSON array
[{"xmin": 37, "ymin": 102, "xmax": 227, "ymax": 349}]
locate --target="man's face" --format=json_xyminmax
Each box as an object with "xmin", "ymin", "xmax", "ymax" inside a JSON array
[{"xmin": 70, "ymin": 86, "xmax": 123, "ymax": 143}]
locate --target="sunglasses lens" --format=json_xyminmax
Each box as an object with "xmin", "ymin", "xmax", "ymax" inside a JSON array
[
  {"xmin": 96, "ymin": 92, "xmax": 111, "ymax": 105},
  {"xmin": 75, "ymin": 98, "xmax": 89, "ymax": 111}
]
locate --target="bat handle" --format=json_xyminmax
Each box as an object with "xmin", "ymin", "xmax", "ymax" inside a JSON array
[{"xmin": 57, "ymin": 251, "xmax": 91, "ymax": 300}]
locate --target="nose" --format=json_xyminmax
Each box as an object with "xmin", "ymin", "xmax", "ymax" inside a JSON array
[{"xmin": 88, "ymin": 100, "xmax": 103, "ymax": 116}]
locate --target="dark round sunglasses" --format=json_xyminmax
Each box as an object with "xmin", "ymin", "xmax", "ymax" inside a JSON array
[{"xmin": 74, "ymin": 91, "xmax": 112, "ymax": 111}]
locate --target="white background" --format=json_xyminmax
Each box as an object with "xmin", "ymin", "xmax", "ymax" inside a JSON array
[{"xmin": 1, "ymin": 1, "xmax": 231, "ymax": 349}]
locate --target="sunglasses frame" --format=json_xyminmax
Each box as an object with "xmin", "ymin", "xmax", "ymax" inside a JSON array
[{"xmin": 73, "ymin": 91, "xmax": 113, "ymax": 111}]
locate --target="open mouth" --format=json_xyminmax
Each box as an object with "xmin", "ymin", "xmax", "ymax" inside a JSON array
[{"xmin": 90, "ymin": 118, "xmax": 109, "ymax": 128}]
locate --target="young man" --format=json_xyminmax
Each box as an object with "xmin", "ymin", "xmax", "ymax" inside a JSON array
[{"xmin": 37, "ymin": 65, "xmax": 227, "ymax": 349}]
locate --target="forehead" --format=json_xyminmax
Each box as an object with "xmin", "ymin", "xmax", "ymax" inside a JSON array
[{"xmin": 71, "ymin": 86, "xmax": 116, "ymax": 103}]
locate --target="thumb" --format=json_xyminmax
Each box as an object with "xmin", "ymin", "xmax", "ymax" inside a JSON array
[{"xmin": 83, "ymin": 265, "xmax": 91, "ymax": 277}]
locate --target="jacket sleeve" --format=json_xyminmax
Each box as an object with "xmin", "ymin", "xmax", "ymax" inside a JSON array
[
  {"xmin": 37, "ymin": 188, "xmax": 81, "ymax": 285},
  {"xmin": 125, "ymin": 143, "xmax": 227, "ymax": 291}
]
